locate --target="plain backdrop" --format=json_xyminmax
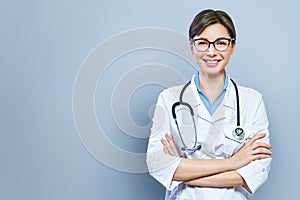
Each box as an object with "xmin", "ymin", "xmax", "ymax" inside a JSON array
[{"xmin": 1, "ymin": 0, "xmax": 300, "ymax": 199}]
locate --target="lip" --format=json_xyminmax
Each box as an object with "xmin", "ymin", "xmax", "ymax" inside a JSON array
[{"xmin": 203, "ymin": 59, "xmax": 221, "ymax": 67}]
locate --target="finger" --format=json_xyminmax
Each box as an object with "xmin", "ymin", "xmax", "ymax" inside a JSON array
[
  {"xmin": 167, "ymin": 142, "xmax": 177, "ymax": 156},
  {"xmin": 161, "ymin": 138, "xmax": 167, "ymax": 145},
  {"xmin": 252, "ymin": 148, "xmax": 272, "ymax": 156},
  {"xmin": 252, "ymin": 142, "xmax": 272, "ymax": 150},
  {"xmin": 252, "ymin": 133, "xmax": 266, "ymax": 141},
  {"xmin": 166, "ymin": 135, "xmax": 180, "ymax": 155},
  {"xmin": 252, "ymin": 153, "xmax": 271, "ymax": 161},
  {"xmin": 164, "ymin": 134, "xmax": 175, "ymax": 151},
  {"xmin": 166, "ymin": 135, "xmax": 180, "ymax": 156},
  {"xmin": 164, "ymin": 133, "xmax": 181, "ymax": 157},
  {"xmin": 169, "ymin": 140, "xmax": 180, "ymax": 157},
  {"xmin": 161, "ymin": 138, "xmax": 171, "ymax": 155},
  {"xmin": 248, "ymin": 133, "xmax": 267, "ymax": 145},
  {"xmin": 162, "ymin": 138, "xmax": 176, "ymax": 155},
  {"xmin": 173, "ymin": 147, "xmax": 181, "ymax": 157},
  {"xmin": 163, "ymin": 143, "xmax": 170, "ymax": 154},
  {"xmin": 165, "ymin": 133, "xmax": 173, "ymax": 143}
]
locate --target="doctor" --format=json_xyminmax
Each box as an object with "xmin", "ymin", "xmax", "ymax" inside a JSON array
[{"xmin": 147, "ymin": 9, "xmax": 272, "ymax": 200}]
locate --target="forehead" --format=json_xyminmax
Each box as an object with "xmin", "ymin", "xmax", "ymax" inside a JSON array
[{"xmin": 197, "ymin": 24, "xmax": 230, "ymax": 40}]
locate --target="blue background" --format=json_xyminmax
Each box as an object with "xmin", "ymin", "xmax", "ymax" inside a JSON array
[{"xmin": 1, "ymin": 0, "xmax": 299, "ymax": 199}]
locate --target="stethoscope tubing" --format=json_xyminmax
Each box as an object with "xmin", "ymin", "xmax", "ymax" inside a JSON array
[{"xmin": 171, "ymin": 78, "xmax": 243, "ymax": 152}]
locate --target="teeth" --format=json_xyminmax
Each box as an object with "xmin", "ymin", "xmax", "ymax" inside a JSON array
[{"xmin": 206, "ymin": 60, "xmax": 218, "ymax": 64}]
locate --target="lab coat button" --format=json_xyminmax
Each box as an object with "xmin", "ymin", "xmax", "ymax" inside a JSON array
[{"xmin": 262, "ymin": 168, "xmax": 265, "ymax": 172}]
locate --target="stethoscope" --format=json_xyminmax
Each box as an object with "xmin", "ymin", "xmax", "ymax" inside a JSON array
[{"xmin": 171, "ymin": 78, "xmax": 245, "ymax": 152}]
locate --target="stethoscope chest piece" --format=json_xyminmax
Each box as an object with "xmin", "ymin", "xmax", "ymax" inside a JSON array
[{"xmin": 232, "ymin": 127, "xmax": 245, "ymax": 140}]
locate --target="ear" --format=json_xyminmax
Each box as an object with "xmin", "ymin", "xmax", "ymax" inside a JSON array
[
  {"xmin": 190, "ymin": 41, "xmax": 195, "ymax": 56},
  {"xmin": 230, "ymin": 42, "xmax": 236, "ymax": 55}
]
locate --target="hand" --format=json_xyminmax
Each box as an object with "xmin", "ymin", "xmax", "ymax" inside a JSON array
[
  {"xmin": 228, "ymin": 133, "xmax": 272, "ymax": 170},
  {"xmin": 161, "ymin": 133, "xmax": 181, "ymax": 157}
]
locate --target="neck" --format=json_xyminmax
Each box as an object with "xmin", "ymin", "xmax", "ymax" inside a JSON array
[{"xmin": 199, "ymin": 72, "xmax": 225, "ymax": 105}]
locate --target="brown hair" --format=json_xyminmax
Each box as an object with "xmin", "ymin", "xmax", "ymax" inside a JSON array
[{"xmin": 189, "ymin": 9, "xmax": 236, "ymax": 42}]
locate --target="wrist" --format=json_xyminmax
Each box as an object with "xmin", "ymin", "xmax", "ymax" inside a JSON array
[{"xmin": 224, "ymin": 157, "xmax": 236, "ymax": 171}]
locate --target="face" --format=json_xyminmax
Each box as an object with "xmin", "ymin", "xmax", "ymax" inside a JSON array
[{"xmin": 190, "ymin": 23, "xmax": 235, "ymax": 78}]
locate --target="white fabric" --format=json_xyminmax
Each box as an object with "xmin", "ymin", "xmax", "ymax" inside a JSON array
[{"xmin": 146, "ymin": 75, "xmax": 272, "ymax": 200}]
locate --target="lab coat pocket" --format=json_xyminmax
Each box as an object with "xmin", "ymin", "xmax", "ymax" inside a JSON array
[{"xmin": 222, "ymin": 123, "xmax": 251, "ymax": 156}]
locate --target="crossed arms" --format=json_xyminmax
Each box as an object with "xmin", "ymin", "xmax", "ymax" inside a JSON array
[{"xmin": 161, "ymin": 133, "xmax": 272, "ymax": 188}]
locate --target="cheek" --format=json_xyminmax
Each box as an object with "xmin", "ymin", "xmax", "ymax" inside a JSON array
[
  {"xmin": 221, "ymin": 52, "xmax": 232, "ymax": 61},
  {"xmin": 190, "ymin": 44, "xmax": 196, "ymax": 55},
  {"xmin": 192, "ymin": 51, "xmax": 205, "ymax": 59},
  {"xmin": 191, "ymin": 47, "xmax": 198, "ymax": 57}
]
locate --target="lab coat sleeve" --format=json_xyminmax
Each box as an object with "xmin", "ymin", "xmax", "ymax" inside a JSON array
[
  {"xmin": 236, "ymin": 95, "xmax": 272, "ymax": 194},
  {"xmin": 146, "ymin": 91, "xmax": 183, "ymax": 190}
]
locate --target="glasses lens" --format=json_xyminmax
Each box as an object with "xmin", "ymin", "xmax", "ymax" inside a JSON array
[
  {"xmin": 214, "ymin": 39, "xmax": 230, "ymax": 51},
  {"xmin": 194, "ymin": 39, "xmax": 209, "ymax": 52}
]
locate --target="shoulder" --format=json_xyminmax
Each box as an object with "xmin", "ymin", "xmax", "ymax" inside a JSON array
[
  {"xmin": 158, "ymin": 84, "xmax": 185, "ymax": 102},
  {"xmin": 238, "ymin": 85, "xmax": 262, "ymax": 97},
  {"xmin": 237, "ymin": 85, "xmax": 264, "ymax": 105}
]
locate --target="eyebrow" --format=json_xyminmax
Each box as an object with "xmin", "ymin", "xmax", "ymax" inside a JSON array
[{"xmin": 192, "ymin": 37, "xmax": 230, "ymax": 41}]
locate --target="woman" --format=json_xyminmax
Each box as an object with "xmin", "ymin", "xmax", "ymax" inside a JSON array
[{"xmin": 146, "ymin": 9, "xmax": 272, "ymax": 199}]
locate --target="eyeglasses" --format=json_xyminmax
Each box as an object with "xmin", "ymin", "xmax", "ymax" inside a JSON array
[{"xmin": 191, "ymin": 37, "xmax": 235, "ymax": 52}]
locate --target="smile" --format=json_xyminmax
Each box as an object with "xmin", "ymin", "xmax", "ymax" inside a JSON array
[{"xmin": 204, "ymin": 59, "xmax": 221, "ymax": 66}]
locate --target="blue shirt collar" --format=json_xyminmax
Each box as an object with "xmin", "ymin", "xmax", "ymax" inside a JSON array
[{"xmin": 194, "ymin": 71, "xmax": 229, "ymax": 115}]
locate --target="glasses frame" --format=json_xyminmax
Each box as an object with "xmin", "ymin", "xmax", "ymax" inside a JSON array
[{"xmin": 191, "ymin": 37, "xmax": 235, "ymax": 52}]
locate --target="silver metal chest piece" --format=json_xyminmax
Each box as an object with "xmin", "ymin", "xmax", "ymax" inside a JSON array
[{"xmin": 233, "ymin": 127, "xmax": 245, "ymax": 140}]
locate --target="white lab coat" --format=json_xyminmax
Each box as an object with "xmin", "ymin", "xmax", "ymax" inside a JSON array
[{"xmin": 146, "ymin": 75, "xmax": 271, "ymax": 200}]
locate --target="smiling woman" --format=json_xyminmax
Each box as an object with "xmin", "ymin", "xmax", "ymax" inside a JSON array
[{"xmin": 146, "ymin": 9, "xmax": 272, "ymax": 200}]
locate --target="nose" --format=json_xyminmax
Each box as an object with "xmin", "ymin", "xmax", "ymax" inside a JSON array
[{"xmin": 206, "ymin": 44, "xmax": 217, "ymax": 56}]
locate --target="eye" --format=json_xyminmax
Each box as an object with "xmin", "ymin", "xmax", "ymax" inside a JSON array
[
  {"xmin": 196, "ymin": 41, "xmax": 208, "ymax": 46},
  {"xmin": 215, "ymin": 40, "xmax": 228, "ymax": 46}
]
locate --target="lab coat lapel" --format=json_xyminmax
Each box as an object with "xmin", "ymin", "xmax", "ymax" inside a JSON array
[{"xmin": 187, "ymin": 76, "xmax": 212, "ymax": 122}]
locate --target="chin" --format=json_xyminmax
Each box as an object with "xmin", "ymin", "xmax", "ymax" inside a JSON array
[{"xmin": 200, "ymin": 66, "xmax": 225, "ymax": 76}]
